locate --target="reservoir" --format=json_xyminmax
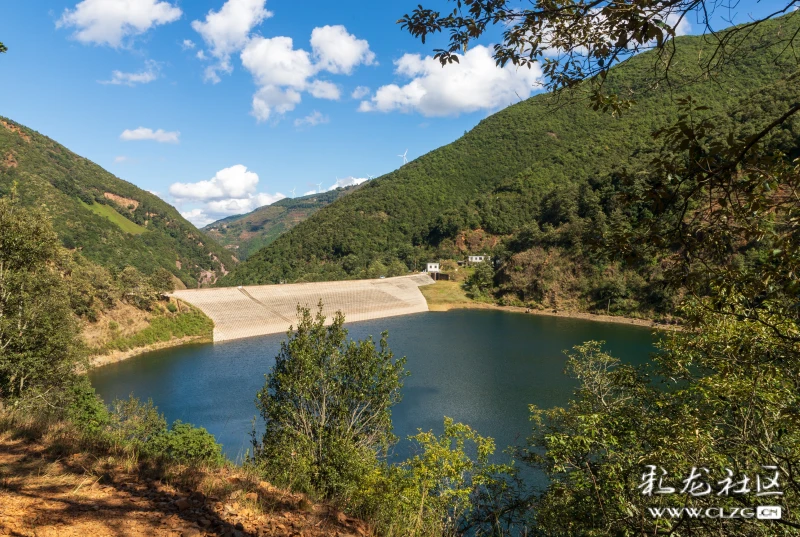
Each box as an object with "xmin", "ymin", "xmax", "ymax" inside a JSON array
[{"xmin": 90, "ymin": 309, "xmax": 657, "ymax": 462}]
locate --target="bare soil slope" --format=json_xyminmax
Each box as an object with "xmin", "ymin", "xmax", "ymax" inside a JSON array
[{"xmin": 0, "ymin": 432, "xmax": 368, "ymax": 537}]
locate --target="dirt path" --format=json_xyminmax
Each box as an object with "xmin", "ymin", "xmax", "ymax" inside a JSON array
[{"xmin": 0, "ymin": 432, "xmax": 368, "ymax": 537}]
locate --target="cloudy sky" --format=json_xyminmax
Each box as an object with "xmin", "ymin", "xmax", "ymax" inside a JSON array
[{"xmin": 0, "ymin": 0, "xmax": 780, "ymax": 226}]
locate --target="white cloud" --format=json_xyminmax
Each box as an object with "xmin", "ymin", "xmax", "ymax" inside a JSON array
[
  {"xmin": 240, "ymin": 36, "xmax": 316, "ymax": 121},
  {"xmin": 310, "ymin": 25, "xmax": 376, "ymax": 74},
  {"xmin": 113, "ymin": 155, "xmax": 128, "ymax": 163},
  {"xmin": 251, "ymin": 86, "xmax": 303, "ymax": 122},
  {"xmin": 172, "ymin": 165, "xmax": 284, "ymax": 225},
  {"xmin": 100, "ymin": 59, "xmax": 160, "ymax": 86},
  {"xmin": 170, "ymin": 164, "xmax": 259, "ymax": 200},
  {"xmin": 294, "ymin": 111, "xmax": 329, "ymax": 128},
  {"xmin": 57, "ymin": 0, "xmax": 181, "ymax": 47},
  {"xmin": 120, "ymin": 127, "xmax": 180, "ymax": 143},
  {"xmin": 664, "ymin": 11, "xmax": 692, "ymax": 38},
  {"xmin": 359, "ymin": 45, "xmax": 543, "ymax": 117},
  {"xmin": 241, "ymin": 36, "xmax": 314, "ymax": 88},
  {"xmin": 303, "ymin": 190, "xmax": 316, "ymax": 196},
  {"xmin": 182, "ymin": 38, "xmax": 196, "ymax": 50},
  {"xmin": 328, "ymin": 176, "xmax": 368, "ymax": 190},
  {"xmin": 351, "ymin": 85, "xmax": 370, "ymax": 99},
  {"xmin": 180, "ymin": 208, "xmax": 216, "ymax": 227},
  {"xmin": 307, "ymin": 80, "xmax": 340, "ymax": 100},
  {"xmin": 240, "ymin": 27, "xmax": 374, "ymax": 121},
  {"xmin": 196, "ymin": 50, "xmax": 207, "ymax": 60},
  {"xmin": 191, "ymin": 0, "xmax": 272, "ymax": 83}
]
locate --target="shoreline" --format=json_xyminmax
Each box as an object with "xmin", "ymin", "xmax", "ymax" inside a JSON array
[
  {"xmin": 85, "ymin": 291, "xmax": 679, "ymax": 371},
  {"xmin": 88, "ymin": 335, "xmax": 212, "ymax": 369},
  {"xmin": 425, "ymin": 300, "xmax": 680, "ymax": 331}
]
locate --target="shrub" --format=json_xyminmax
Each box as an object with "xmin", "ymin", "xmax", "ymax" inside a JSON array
[
  {"xmin": 66, "ymin": 379, "xmax": 110, "ymax": 435},
  {"xmin": 166, "ymin": 302, "xmax": 178, "ymax": 313},
  {"xmin": 108, "ymin": 395, "xmax": 167, "ymax": 449},
  {"xmin": 150, "ymin": 420, "xmax": 223, "ymax": 465}
]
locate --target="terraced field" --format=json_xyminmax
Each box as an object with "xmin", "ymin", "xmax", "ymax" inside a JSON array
[{"xmin": 170, "ymin": 274, "xmax": 435, "ymax": 341}]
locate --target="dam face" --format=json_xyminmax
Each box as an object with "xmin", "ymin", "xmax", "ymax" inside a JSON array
[{"xmin": 169, "ymin": 274, "xmax": 435, "ymax": 342}]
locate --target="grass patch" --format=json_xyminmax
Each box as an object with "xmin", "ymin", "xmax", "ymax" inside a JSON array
[
  {"xmin": 420, "ymin": 281, "xmax": 478, "ymax": 311},
  {"xmin": 96, "ymin": 309, "xmax": 213, "ymax": 354},
  {"xmin": 80, "ymin": 201, "xmax": 147, "ymax": 235}
]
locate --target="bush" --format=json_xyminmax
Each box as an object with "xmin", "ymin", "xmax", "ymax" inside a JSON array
[
  {"xmin": 150, "ymin": 420, "xmax": 223, "ymax": 465},
  {"xmin": 66, "ymin": 379, "xmax": 110, "ymax": 435},
  {"xmin": 166, "ymin": 302, "xmax": 178, "ymax": 313},
  {"xmin": 109, "ymin": 395, "xmax": 167, "ymax": 449}
]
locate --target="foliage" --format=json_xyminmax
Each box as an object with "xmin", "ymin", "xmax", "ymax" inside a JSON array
[
  {"xmin": 97, "ymin": 309, "xmax": 213, "ymax": 354},
  {"xmin": 0, "ymin": 197, "xmax": 83, "ymax": 401},
  {"xmin": 464, "ymin": 262, "xmax": 494, "ymax": 299},
  {"xmin": 397, "ymin": 418, "xmax": 523, "ymax": 537},
  {"xmin": 0, "ymin": 116, "xmax": 235, "ymax": 287},
  {"xmin": 104, "ymin": 395, "xmax": 223, "ymax": 465},
  {"xmin": 516, "ymin": 44, "xmax": 800, "ymax": 536},
  {"xmin": 399, "ymin": 1, "xmax": 798, "ymax": 113},
  {"xmin": 253, "ymin": 305, "xmax": 407, "ymax": 500},
  {"xmin": 108, "ymin": 395, "xmax": 167, "ymax": 449},
  {"xmin": 66, "ymin": 378, "xmax": 111, "ymax": 435},
  {"xmin": 150, "ymin": 420, "xmax": 224, "ymax": 465}
]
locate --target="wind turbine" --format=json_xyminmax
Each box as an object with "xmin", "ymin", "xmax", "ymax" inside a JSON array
[
  {"xmin": 398, "ymin": 149, "xmax": 408, "ymax": 164},
  {"xmin": 367, "ymin": 174, "xmax": 374, "ymax": 180},
  {"xmin": 290, "ymin": 187, "xmax": 296, "ymax": 197},
  {"xmin": 316, "ymin": 181, "xmax": 323, "ymax": 193}
]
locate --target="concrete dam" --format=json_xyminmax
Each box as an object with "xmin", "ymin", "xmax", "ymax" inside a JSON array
[{"xmin": 169, "ymin": 274, "xmax": 435, "ymax": 342}]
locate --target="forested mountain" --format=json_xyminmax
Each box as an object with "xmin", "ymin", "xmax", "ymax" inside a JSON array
[
  {"xmin": 203, "ymin": 184, "xmax": 361, "ymax": 260},
  {"xmin": 222, "ymin": 15, "xmax": 800, "ymax": 317},
  {"xmin": 0, "ymin": 118, "xmax": 235, "ymax": 287}
]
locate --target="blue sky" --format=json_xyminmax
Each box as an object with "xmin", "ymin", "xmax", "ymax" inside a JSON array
[{"xmin": 0, "ymin": 0, "xmax": 785, "ymax": 226}]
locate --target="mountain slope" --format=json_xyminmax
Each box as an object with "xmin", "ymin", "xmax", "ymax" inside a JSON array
[
  {"xmin": 0, "ymin": 118, "xmax": 236, "ymax": 287},
  {"xmin": 203, "ymin": 184, "xmax": 362, "ymax": 260},
  {"xmin": 221, "ymin": 14, "xmax": 800, "ymax": 286}
]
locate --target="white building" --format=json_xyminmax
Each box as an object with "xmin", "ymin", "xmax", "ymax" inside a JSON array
[
  {"xmin": 425, "ymin": 262, "xmax": 440, "ymax": 273},
  {"xmin": 467, "ymin": 255, "xmax": 488, "ymax": 264}
]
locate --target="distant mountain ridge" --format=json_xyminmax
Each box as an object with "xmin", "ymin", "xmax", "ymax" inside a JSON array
[
  {"xmin": 203, "ymin": 184, "xmax": 362, "ymax": 260},
  {"xmin": 221, "ymin": 14, "xmax": 800, "ymax": 287},
  {"xmin": 0, "ymin": 117, "xmax": 235, "ymax": 287}
]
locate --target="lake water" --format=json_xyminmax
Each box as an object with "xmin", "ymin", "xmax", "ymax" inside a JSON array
[{"xmin": 90, "ymin": 309, "xmax": 657, "ymax": 462}]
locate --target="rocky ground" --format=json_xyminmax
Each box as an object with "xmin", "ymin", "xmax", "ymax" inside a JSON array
[{"xmin": 0, "ymin": 432, "xmax": 369, "ymax": 537}]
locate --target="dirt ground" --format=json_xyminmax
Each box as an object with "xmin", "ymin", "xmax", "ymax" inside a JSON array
[{"xmin": 0, "ymin": 432, "xmax": 368, "ymax": 537}]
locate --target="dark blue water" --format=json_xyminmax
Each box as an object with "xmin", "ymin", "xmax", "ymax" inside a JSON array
[{"xmin": 89, "ymin": 310, "xmax": 656, "ymax": 462}]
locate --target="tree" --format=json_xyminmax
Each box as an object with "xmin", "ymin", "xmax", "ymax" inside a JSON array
[
  {"xmin": 399, "ymin": 1, "xmax": 799, "ymax": 113},
  {"xmin": 372, "ymin": 418, "xmax": 524, "ymax": 537},
  {"xmin": 0, "ymin": 42, "xmax": 6, "ymax": 54},
  {"xmin": 0, "ymin": 196, "xmax": 82, "ymax": 402},
  {"xmin": 519, "ymin": 78, "xmax": 800, "ymax": 536},
  {"xmin": 254, "ymin": 304, "xmax": 407, "ymax": 499},
  {"xmin": 117, "ymin": 266, "xmax": 157, "ymax": 310},
  {"xmin": 464, "ymin": 261, "xmax": 494, "ymax": 298}
]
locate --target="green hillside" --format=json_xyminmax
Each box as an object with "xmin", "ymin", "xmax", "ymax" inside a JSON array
[
  {"xmin": 0, "ymin": 118, "xmax": 236, "ymax": 287},
  {"xmin": 203, "ymin": 184, "xmax": 361, "ymax": 260},
  {"xmin": 222, "ymin": 14, "xmax": 800, "ymax": 308}
]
